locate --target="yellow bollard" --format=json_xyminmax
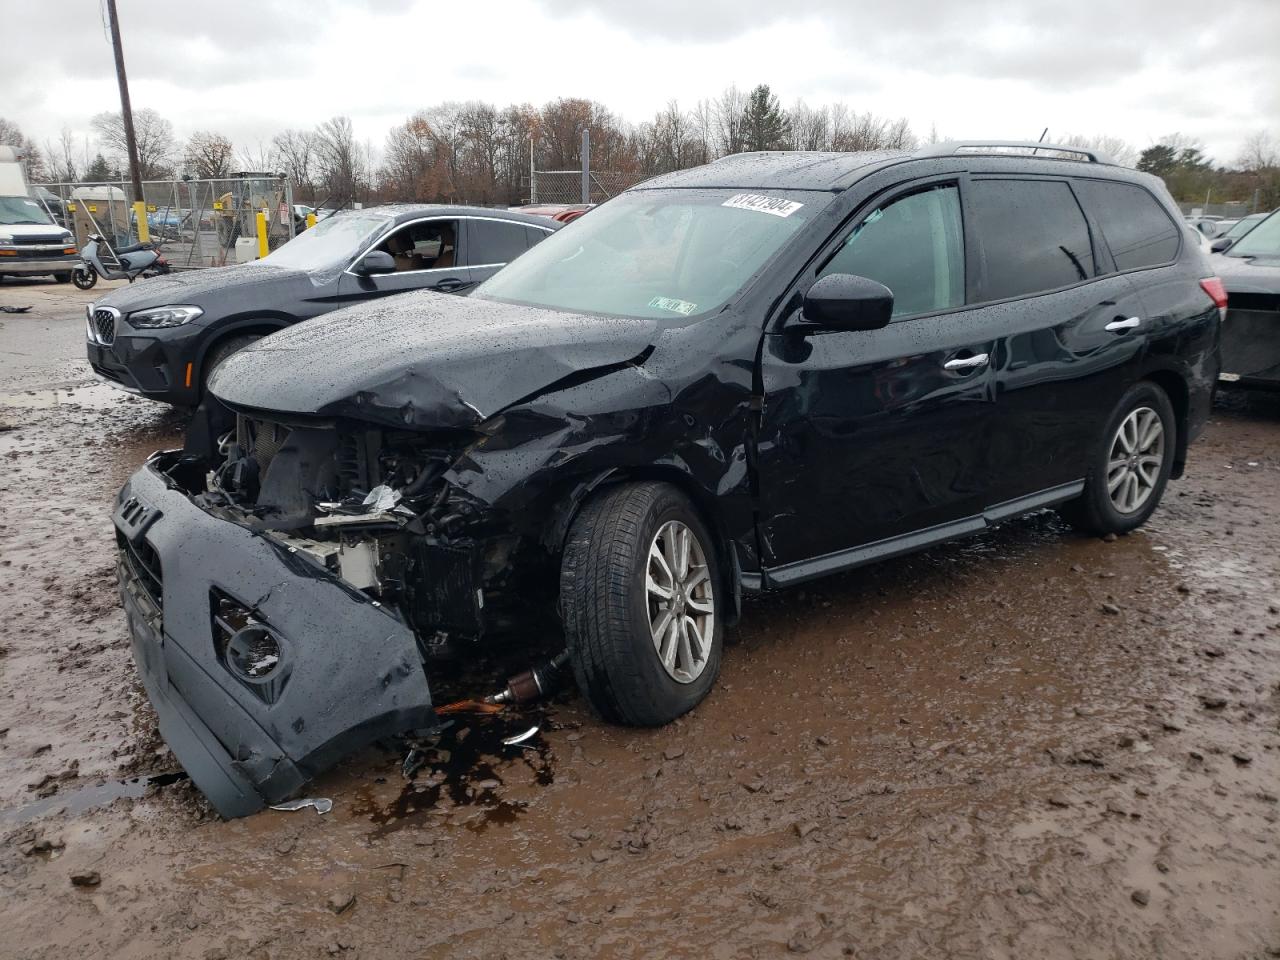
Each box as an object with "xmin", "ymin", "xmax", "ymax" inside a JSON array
[
  {"xmin": 256, "ymin": 209, "xmax": 269, "ymax": 259},
  {"xmin": 133, "ymin": 201, "xmax": 150, "ymax": 244},
  {"xmin": 306, "ymin": 212, "xmax": 317, "ymax": 229}
]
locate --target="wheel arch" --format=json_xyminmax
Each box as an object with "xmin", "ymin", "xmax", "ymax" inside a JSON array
[
  {"xmin": 1138, "ymin": 365, "xmax": 1190, "ymax": 479},
  {"xmin": 544, "ymin": 463, "xmax": 744, "ymax": 625},
  {"xmin": 193, "ymin": 315, "xmax": 293, "ymax": 394}
]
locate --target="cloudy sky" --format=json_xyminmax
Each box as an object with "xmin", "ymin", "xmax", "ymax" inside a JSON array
[{"xmin": 8, "ymin": 0, "xmax": 1279, "ymax": 166}]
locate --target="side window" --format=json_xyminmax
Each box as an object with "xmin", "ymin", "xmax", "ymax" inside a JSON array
[
  {"xmin": 1072, "ymin": 179, "xmax": 1181, "ymax": 271},
  {"xmin": 471, "ymin": 219, "xmax": 529, "ymax": 265},
  {"xmin": 524, "ymin": 225, "xmax": 553, "ymax": 250},
  {"xmin": 970, "ymin": 179, "xmax": 1094, "ymax": 300},
  {"xmin": 375, "ymin": 219, "xmax": 458, "ymax": 272},
  {"xmin": 819, "ymin": 184, "xmax": 964, "ymax": 319}
]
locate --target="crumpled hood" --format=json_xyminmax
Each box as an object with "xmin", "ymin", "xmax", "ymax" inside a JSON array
[
  {"xmin": 1211, "ymin": 252, "xmax": 1280, "ymax": 295},
  {"xmin": 210, "ymin": 291, "xmax": 661, "ymax": 429},
  {"xmin": 96, "ymin": 261, "xmax": 307, "ymax": 313}
]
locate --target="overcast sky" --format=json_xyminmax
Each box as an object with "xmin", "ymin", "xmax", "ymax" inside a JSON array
[{"xmin": 8, "ymin": 0, "xmax": 1279, "ymax": 167}]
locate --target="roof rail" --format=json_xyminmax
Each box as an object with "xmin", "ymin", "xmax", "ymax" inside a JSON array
[{"xmin": 914, "ymin": 140, "xmax": 1113, "ymax": 164}]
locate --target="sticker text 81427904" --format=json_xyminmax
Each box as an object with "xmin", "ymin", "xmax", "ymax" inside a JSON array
[{"xmin": 721, "ymin": 194, "xmax": 804, "ymax": 218}]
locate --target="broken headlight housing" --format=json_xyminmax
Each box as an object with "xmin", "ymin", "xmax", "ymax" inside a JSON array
[{"xmin": 128, "ymin": 304, "xmax": 203, "ymax": 328}]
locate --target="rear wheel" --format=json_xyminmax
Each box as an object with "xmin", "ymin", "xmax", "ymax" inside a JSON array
[
  {"xmin": 1059, "ymin": 381, "xmax": 1176, "ymax": 535},
  {"xmin": 560, "ymin": 482, "xmax": 723, "ymax": 726},
  {"xmin": 53, "ymin": 272, "xmax": 72, "ymax": 283}
]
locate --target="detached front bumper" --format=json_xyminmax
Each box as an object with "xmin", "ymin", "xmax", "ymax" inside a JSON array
[{"xmin": 114, "ymin": 453, "xmax": 434, "ymax": 818}]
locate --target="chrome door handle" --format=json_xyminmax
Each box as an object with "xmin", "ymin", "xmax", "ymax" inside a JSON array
[
  {"xmin": 943, "ymin": 353, "xmax": 989, "ymax": 371},
  {"xmin": 1105, "ymin": 316, "xmax": 1141, "ymax": 332}
]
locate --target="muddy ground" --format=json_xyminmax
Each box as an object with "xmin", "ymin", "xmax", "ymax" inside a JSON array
[{"xmin": 0, "ymin": 276, "xmax": 1277, "ymax": 960}]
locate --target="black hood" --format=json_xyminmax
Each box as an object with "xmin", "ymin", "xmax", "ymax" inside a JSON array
[
  {"xmin": 95, "ymin": 262, "xmax": 309, "ymax": 313},
  {"xmin": 210, "ymin": 291, "xmax": 661, "ymax": 429}
]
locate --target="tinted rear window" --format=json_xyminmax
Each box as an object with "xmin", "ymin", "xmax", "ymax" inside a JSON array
[
  {"xmin": 471, "ymin": 219, "xmax": 530, "ymax": 265},
  {"xmin": 1073, "ymin": 179, "xmax": 1181, "ymax": 271},
  {"xmin": 971, "ymin": 179, "xmax": 1094, "ymax": 301}
]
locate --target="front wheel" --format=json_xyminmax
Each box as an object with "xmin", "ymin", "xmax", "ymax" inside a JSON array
[
  {"xmin": 560, "ymin": 482, "xmax": 724, "ymax": 726},
  {"xmin": 1059, "ymin": 381, "xmax": 1176, "ymax": 535},
  {"xmin": 71, "ymin": 266, "xmax": 97, "ymax": 290}
]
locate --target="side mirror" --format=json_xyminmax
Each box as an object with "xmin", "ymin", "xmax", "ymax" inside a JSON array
[
  {"xmin": 800, "ymin": 274, "xmax": 894, "ymax": 331},
  {"xmin": 1210, "ymin": 237, "xmax": 1233, "ymax": 254},
  {"xmin": 355, "ymin": 250, "xmax": 396, "ymax": 275}
]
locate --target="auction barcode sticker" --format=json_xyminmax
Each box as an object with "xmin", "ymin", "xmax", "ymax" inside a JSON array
[{"xmin": 722, "ymin": 194, "xmax": 804, "ymax": 218}]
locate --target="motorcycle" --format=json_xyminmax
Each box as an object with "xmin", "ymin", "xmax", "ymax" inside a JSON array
[{"xmin": 71, "ymin": 234, "xmax": 170, "ymax": 290}]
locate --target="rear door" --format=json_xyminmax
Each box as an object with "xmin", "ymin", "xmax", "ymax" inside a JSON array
[
  {"xmin": 756, "ymin": 177, "xmax": 1001, "ymax": 580},
  {"xmin": 466, "ymin": 217, "xmax": 555, "ymax": 284},
  {"xmin": 967, "ymin": 177, "xmax": 1150, "ymax": 507}
]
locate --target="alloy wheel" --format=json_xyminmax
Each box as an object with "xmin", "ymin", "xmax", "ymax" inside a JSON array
[
  {"xmin": 645, "ymin": 520, "xmax": 715, "ymax": 684},
  {"xmin": 1107, "ymin": 406, "xmax": 1165, "ymax": 514}
]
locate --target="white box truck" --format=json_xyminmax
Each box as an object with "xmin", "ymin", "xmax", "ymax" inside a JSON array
[{"xmin": 0, "ymin": 145, "xmax": 79, "ymax": 283}]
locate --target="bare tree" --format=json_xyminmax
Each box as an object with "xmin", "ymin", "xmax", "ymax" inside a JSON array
[
  {"xmin": 712, "ymin": 85, "xmax": 747, "ymax": 156},
  {"xmin": 43, "ymin": 127, "xmax": 79, "ymax": 182},
  {"xmin": 0, "ymin": 117, "xmax": 46, "ymax": 180},
  {"xmin": 1237, "ymin": 131, "xmax": 1278, "ymax": 171},
  {"xmin": 91, "ymin": 107, "xmax": 176, "ymax": 179},
  {"xmin": 787, "ymin": 100, "xmax": 829, "ymax": 151},
  {"xmin": 314, "ymin": 116, "xmax": 365, "ymax": 207},
  {"xmin": 183, "ymin": 130, "xmax": 234, "ymax": 179},
  {"xmin": 271, "ymin": 130, "xmax": 317, "ymax": 202},
  {"xmin": 1061, "ymin": 133, "xmax": 1138, "ymax": 167}
]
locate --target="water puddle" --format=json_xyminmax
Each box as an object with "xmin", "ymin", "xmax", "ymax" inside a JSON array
[
  {"xmin": 0, "ymin": 771, "xmax": 189, "ymax": 826},
  {"xmin": 350, "ymin": 710, "xmax": 554, "ymax": 838},
  {"xmin": 0, "ymin": 382, "xmax": 132, "ymax": 411}
]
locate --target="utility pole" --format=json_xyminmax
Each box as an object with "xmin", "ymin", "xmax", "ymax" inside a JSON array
[{"xmin": 105, "ymin": 0, "xmax": 149, "ymax": 241}]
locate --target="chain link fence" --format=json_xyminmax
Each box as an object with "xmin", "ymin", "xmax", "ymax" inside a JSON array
[
  {"xmin": 33, "ymin": 175, "xmax": 297, "ymax": 270},
  {"xmin": 530, "ymin": 169, "xmax": 650, "ymax": 205}
]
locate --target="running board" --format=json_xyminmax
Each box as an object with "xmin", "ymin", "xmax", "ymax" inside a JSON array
[{"xmin": 761, "ymin": 480, "xmax": 1084, "ymax": 588}]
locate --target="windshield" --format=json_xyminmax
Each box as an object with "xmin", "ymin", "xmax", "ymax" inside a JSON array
[
  {"xmin": 263, "ymin": 212, "xmax": 390, "ymax": 270},
  {"xmin": 1228, "ymin": 211, "xmax": 1280, "ymax": 258},
  {"xmin": 0, "ymin": 196, "xmax": 54, "ymax": 226},
  {"xmin": 475, "ymin": 188, "xmax": 829, "ymax": 319},
  {"xmin": 1222, "ymin": 215, "xmax": 1263, "ymax": 240}
]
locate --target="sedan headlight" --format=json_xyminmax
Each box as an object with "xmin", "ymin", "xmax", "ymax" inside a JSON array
[{"xmin": 128, "ymin": 305, "xmax": 203, "ymax": 329}]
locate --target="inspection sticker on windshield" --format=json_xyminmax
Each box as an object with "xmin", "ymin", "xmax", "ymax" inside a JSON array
[
  {"xmin": 649, "ymin": 296, "xmax": 697, "ymax": 316},
  {"xmin": 722, "ymin": 194, "xmax": 804, "ymax": 218}
]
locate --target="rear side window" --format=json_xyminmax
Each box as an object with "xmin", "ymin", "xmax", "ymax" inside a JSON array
[
  {"xmin": 1073, "ymin": 179, "xmax": 1181, "ymax": 271},
  {"xmin": 971, "ymin": 179, "xmax": 1094, "ymax": 301},
  {"xmin": 470, "ymin": 219, "xmax": 529, "ymax": 265},
  {"xmin": 524, "ymin": 225, "xmax": 553, "ymax": 250},
  {"xmin": 819, "ymin": 184, "xmax": 965, "ymax": 319}
]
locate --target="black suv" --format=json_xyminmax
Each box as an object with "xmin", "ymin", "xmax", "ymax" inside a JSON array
[
  {"xmin": 114, "ymin": 143, "xmax": 1222, "ymax": 816},
  {"xmin": 86, "ymin": 205, "xmax": 558, "ymax": 406}
]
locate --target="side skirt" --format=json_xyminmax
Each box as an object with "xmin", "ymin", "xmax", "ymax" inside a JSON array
[{"xmin": 758, "ymin": 480, "xmax": 1084, "ymax": 590}]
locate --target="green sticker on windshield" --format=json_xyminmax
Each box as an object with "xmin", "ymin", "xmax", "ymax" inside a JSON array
[{"xmin": 649, "ymin": 296, "xmax": 697, "ymax": 316}]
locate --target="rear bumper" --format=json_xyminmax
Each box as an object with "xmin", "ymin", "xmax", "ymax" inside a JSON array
[
  {"xmin": 1220, "ymin": 307, "xmax": 1280, "ymax": 386},
  {"xmin": 114, "ymin": 453, "xmax": 434, "ymax": 818}
]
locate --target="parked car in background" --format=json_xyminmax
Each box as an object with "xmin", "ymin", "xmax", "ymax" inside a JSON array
[
  {"xmin": 1210, "ymin": 210, "xmax": 1273, "ymax": 253},
  {"xmin": 1186, "ymin": 215, "xmax": 1224, "ymax": 238},
  {"xmin": 1213, "ymin": 209, "xmax": 1280, "ymax": 386},
  {"xmin": 86, "ymin": 205, "xmax": 558, "ymax": 406},
  {"xmin": 515, "ymin": 203, "xmax": 594, "ymax": 224},
  {"xmin": 0, "ymin": 145, "xmax": 79, "ymax": 283},
  {"xmin": 114, "ymin": 142, "xmax": 1223, "ymax": 817}
]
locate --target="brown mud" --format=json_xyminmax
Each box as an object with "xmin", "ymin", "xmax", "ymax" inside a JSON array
[{"xmin": 1, "ymin": 280, "xmax": 1278, "ymax": 959}]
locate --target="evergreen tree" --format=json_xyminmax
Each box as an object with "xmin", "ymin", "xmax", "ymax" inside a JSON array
[{"xmin": 740, "ymin": 85, "xmax": 789, "ymax": 152}]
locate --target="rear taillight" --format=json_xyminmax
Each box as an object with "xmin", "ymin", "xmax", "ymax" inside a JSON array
[{"xmin": 1200, "ymin": 277, "xmax": 1228, "ymax": 321}]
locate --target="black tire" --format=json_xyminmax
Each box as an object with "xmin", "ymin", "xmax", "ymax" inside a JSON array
[
  {"xmin": 560, "ymin": 481, "xmax": 724, "ymax": 726},
  {"xmin": 1059, "ymin": 381, "xmax": 1176, "ymax": 536},
  {"xmin": 71, "ymin": 266, "xmax": 97, "ymax": 290},
  {"xmin": 200, "ymin": 334, "xmax": 261, "ymax": 397},
  {"xmin": 53, "ymin": 272, "xmax": 72, "ymax": 284}
]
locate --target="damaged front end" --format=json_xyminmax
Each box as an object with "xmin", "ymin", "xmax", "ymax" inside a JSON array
[{"xmin": 114, "ymin": 412, "xmax": 538, "ymax": 818}]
